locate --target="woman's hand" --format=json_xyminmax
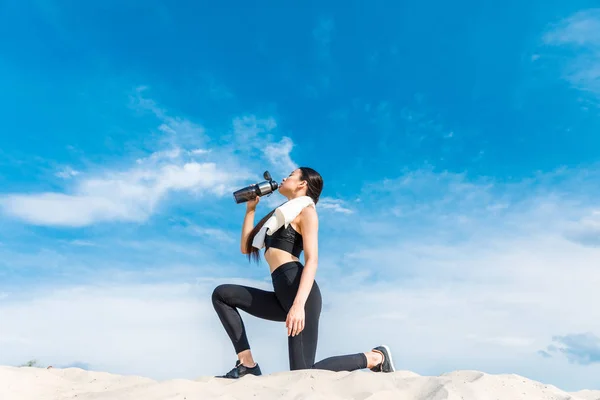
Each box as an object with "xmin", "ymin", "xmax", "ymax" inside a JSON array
[
  {"xmin": 246, "ymin": 195, "xmax": 260, "ymax": 212},
  {"xmin": 286, "ymin": 303, "xmax": 305, "ymax": 337}
]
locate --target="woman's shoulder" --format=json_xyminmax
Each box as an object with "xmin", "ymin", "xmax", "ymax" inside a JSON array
[
  {"xmin": 299, "ymin": 203, "xmax": 318, "ymax": 221},
  {"xmin": 291, "ymin": 202, "xmax": 317, "ymax": 220}
]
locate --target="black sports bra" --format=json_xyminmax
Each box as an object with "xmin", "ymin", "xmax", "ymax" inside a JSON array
[{"xmin": 264, "ymin": 224, "xmax": 303, "ymax": 258}]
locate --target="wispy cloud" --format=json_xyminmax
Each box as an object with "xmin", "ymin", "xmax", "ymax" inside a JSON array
[
  {"xmin": 542, "ymin": 333, "xmax": 600, "ymax": 365},
  {"xmin": 544, "ymin": 8, "xmax": 600, "ymax": 96},
  {"xmin": 0, "ymin": 155, "xmax": 243, "ymax": 227},
  {"xmin": 190, "ymin": 148, "xmax": 210, "ymax": 155},
  {"xmin": 67, "ymin": 240, "xmax": 96, "ymax": 247},
  {"xmin": 544, "ymin": 9, "xmax": 600, "ymax": 47},
  {"xmin": 230, "ymin": 115, "xmax": 299, "ymax": 179},
  {"xmin": 232, "ymin": 115, "xmax": 277, "ymax": 144},
  {"xmin": 263, "ymin": 137, "xmax": 297, "ymax": 177},
  {"xmin": 318, "ymin": 197, "xmax": 354, "ymax": 214},
  {"xmin": 55, "ymin": 166, "xmax": 80, "ymax": 179},
  {"xmin": 0, "ymin": 91, "xmax": 299, "ymax": 227},
  {"xmin": 564, "ymin": 210, "xmax": 600, "ymax": 247},
  {"xmin": 187, "ymin": 225, "xmax": 235, "ymax": 243}
]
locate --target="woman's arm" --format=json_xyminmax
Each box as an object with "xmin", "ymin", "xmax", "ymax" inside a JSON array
[
  {"xmin": 240, "ymin": 197, "xmax": 259, "ymax": 253},
  {"xmin": 293, "ymin": 206, "xmax": 319, "ymax": 307}
]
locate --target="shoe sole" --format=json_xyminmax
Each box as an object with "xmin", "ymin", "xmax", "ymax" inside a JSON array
[{"xmin": 380, "ymin": 345, "xmax": 396, "ymax": 372}]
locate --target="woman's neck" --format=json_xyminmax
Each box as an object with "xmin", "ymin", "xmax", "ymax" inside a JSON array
[{"xmin": 286, "ymin": 193, "xmax": 308, "ymax": 201}]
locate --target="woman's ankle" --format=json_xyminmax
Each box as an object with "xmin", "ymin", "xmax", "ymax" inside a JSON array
[
  {"xmin": 364, "ymin": 350, "xmax": 383, "ymax": 369},
  {"xmin": 237, "ymin": 350, "xmax": 256, "ymax": 367}
]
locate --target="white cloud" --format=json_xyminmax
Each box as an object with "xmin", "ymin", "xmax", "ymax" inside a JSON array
[
  {"xmin": 318, "ymin": 197, "xmax": 354, "ymax": 214},
  {"xmin": 136, "ymin": 147, "xmax": 182, "ymax": 163},
  {"xmin": 0, "ymin": 160, "xmax": 243, "ymax": 227},
  {"xmin": 564, "ymin": 210, "xmax": 600, "ymax": 247},
  {"xmin": 544, "ymin": 9, "xmax": 600, "ymax": 47},
  {"xmin": 190, "ymin": 148, "xmax": 210, "ymax": 155},
  {"xmin": 68, "ymin": 240, "xmax": 96, "ymax": 247},
  {"xmin": 232, "ymin": 115, "xmax": 277, "ymax": 144},
  {"xmin": 158, "ymin": 117, "xmax": 206, "ymax": 143},
  {"xmin": 55, "ymin": 166, "xmax": 79, "ymax": 179},
  {"xmin": 263, "ymin": 137, "xmax": 297, "ymax": 177},
  {"xmin": 130, "ymin": 86, "xmax": 206, "ymax": 148},
  {"xmin": 544, "ymin": 8, "xmax": 600, "ymax": 95},
  {"xmin": 188, "ymin": 225, "xmax": 235, "ymax": 243},
  {"xmin": 229, "ymin": 115, "xmax": 298, "ymax": 181},
  {"xmin": 0, "ymin": 92, "xmax": 294, "ymax": 227},
  {"xmin": 129, "ymin": 86, "xmax": 167, "ymax": 119}
]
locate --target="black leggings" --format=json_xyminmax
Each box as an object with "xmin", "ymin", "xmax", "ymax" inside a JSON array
[{"xmin": 212, "ymin": 261, "xmax": 368, "ymax": 371}]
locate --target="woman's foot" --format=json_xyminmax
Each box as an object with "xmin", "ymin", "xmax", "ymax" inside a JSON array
[
  {"xmin": 217, "ymin": 360, "xmax": 262, "ymax": 379},
  {"xmin": 369, "ymin": 345, "xmax": 395, "ymax": 373}
]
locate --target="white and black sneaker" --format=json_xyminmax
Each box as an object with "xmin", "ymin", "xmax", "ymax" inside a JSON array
[
  {"xmin": 370, "ymin": 345, "xmax": 396, "ymax": 373},
  {"xmin": 217, "ymin": 360, "xmax": 262, "ymax": 379}
]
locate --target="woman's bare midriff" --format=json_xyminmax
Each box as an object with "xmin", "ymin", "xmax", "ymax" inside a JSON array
[{"xmin": 265, "ymin": 221, "xmax": 302, "ymax": 274}]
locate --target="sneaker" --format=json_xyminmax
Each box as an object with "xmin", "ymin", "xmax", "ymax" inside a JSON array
[
  {"xmin": 370, "ymin": 345, "xmax": 395, "ymax": 373},
  {"xmin": 217, "ymin": 360, "xmax": 262, "ymax": 379}
]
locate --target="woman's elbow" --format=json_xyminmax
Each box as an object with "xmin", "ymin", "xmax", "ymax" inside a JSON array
[{"xmin": 304, "ymin": 255, "xmax": 318, "ymax": 265}]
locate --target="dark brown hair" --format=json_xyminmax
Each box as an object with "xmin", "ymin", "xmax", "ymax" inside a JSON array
[{"xmin": 245, "ymin": 167, "xmax": 323, "ymax": 263}]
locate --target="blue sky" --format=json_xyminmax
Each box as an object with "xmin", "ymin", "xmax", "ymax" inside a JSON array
[{"xmin": 1, "ymin": 0, "xmax": 600, "ymax": 392}]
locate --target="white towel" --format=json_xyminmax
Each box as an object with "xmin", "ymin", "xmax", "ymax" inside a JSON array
[{"xmin": 252, "ymin": 196, "xmax": 316, "ymax": 249}]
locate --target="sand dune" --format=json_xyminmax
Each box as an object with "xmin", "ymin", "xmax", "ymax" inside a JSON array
[{"xmin": 1, "ymin": 365, "xmax": 599, "ymax": 400}]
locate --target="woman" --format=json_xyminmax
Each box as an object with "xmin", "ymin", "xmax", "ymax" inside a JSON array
[{"xmin": 212, "ymin": 167, "xmax": 395, "ymax": 378}]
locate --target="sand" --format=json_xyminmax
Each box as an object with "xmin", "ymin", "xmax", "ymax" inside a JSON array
[{"xmin": 1, "ymin": 365, "xmax": 599, "ymax": 400}]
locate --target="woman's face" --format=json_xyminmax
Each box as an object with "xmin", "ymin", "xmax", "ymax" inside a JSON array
[{"xmin": 279, "ymin": 169, "xmax": 304, "ymax": 196}]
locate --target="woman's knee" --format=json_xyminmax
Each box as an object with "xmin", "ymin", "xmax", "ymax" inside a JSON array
[{"xmin": 211, "ymin": 284, "xmax": 233, "ymax": 305}]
